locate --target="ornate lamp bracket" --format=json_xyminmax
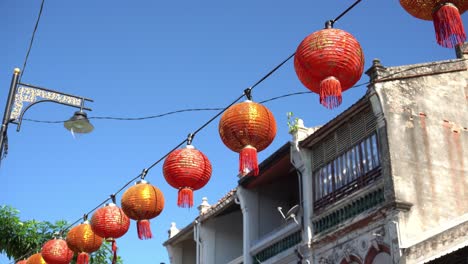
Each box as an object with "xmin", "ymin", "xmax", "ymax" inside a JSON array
[{"xmin": 9, "ymin": 83, "xmax": 93, "ymax": 131}]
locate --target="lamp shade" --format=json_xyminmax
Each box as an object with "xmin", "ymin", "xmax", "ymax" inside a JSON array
[
  {"xmin": 66, "ymin": 221, "xmax": 103, "ymax": 264},
  {"xmin": 121, "ymin": 180, "xmax": 165, "ymax": 239},
  {"xmin": 26, "ymin": 253, "xmax": 46, "ymax": 264},
  {"xmin": 163, "ymin": 145, "xmax": 212, "ymax": 208},
  {"xmin": 41, "ymin": 238, "xmax": 74, "ymax": 264},
  {"xmin": 218, "ymin": 100, "xmax": 276, "ymax": 176},
  {"xmin": 64, "ymin": 111, "xmax": 94, "ymax": 134},
  {"xmin": 294, "ymin": 28, "xmax": 364, "ymax": 109},
  {"xmin": 399, "ymin": 0, "xmax": 468, "ymax": 48},
  {"xmin": 90, "ymin": 203, "xmax": 130, "ymax": 264}
]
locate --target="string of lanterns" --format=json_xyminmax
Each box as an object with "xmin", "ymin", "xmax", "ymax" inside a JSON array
[{"xmin": 13, "ymin": 0, "xmax": 467, "ymax": 263}]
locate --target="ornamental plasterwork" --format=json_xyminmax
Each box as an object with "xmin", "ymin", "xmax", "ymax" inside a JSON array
[
  {"xmin": 405, "ymin": 221, "xmax": 468, "ymax": 263},
  {"xmin": 315, "ymin": 225, "xmax": 391, "ymax": 263},
  {"xmin": 10, "ymin": 85, "xmax": 83, "ymax": 122}
]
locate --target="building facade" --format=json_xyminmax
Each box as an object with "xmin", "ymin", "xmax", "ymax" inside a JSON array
[{"xmin": 164, "ymin": 43, "xmax": 468, "ymax": 264}]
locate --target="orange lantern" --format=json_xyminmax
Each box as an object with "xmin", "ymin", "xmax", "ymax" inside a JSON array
[
  {"xmin": 121, "ymin": 180, "xmax": 165, "ymax": 239},
  {"xmin": 163, "ymin": 144, "xmax": 212, "ymax": 208},
  {"xmin": 400, "ymin": 0, "xmax": 467, "ymax": 48},
  {"xmin": 219, "ymin": 100, "xmax": 276, "ymax": 176},
  {"xmin": 41, "ymin": 238, "xmax": 74, "ymax": 264},
  {"xmin": 91, "ymin": 202, "xmax": 130, "ymax": 264},
  {"xmin": 66, "ymin": 221, "xmax": 103, "ymax": 264},
  {"xmin": 294, "ymin": 26, "xmax": 364, "ymax": 109},
  {"xmin": 16, "ymin": 260, "xmax": 27, "ymax": 264},
  {"xmin": 26, "ymin": 253, "xmax": 46, "ymax": 264}
]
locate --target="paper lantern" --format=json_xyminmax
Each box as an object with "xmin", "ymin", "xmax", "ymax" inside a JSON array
[
  {"xmin": 218, "ymin": 100, "xmax": 276, "ymax": 176},
  {"xmin": 400, "ymin": 0, "xmax": 467, "ymax": 48},
  {"xmin": 121, "ymin": 180, "xmax": 165, "ymax": 239},
  {"xmin": 163, "ymin": 145, "xmax": 212, "ymax": 208},
  {"xmin": 26, "ymin": 253, "xmax": 46, "ymax": 264},
  {"xmin": 66, "ymin": 221, "xmax": 103, "ymax": 264},
  {"xmin": 41, "ymin": 238, "xmax": 74, "ymax": 264},
  {"xmin": 91, "ymin": 203, "xmax": 130, "ymax": 264},
  {"xmin": 16, "ymin": 260, "xmax": 27, "ymax": 264},
  {"xmin": 294, "ymin": 27, "xmax": 364, "ymax": 109}
]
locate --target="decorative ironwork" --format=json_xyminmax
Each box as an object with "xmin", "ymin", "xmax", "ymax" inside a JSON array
[
  {"xmin": 9, "ymin": 84, "xmax": 92, "ymax": 123},
  {"xmin": 253, "ymin": 230, "xmax": 301, "ymax": 263},
  {"xmin": 313, "ymin": 188, "xmax": 385, "ymax": 234},
  {"xmin": 313, "ymin": 133, "xmax": 381, "ymax": 212}
]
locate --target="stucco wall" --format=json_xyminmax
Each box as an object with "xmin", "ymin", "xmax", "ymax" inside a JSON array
[
  {"xmin": 257, "ymin": 174, "xmax": 299, "ymax": 238},
  {"xmin": 201, "ymin": 209, "xmax": 243, "ymax": 264},
  {"xmin": 373, "ymin": 58, "xmax": 468, "ymax": 246},
  {"xmin": 181, "ymin": 240, "xmax": 196, "ymax": 264}
]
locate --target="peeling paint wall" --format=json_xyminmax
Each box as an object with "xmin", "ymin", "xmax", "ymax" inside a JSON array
[{"xmin": 371, "ymin": 50, "xmax": 468, "ymax": 249}]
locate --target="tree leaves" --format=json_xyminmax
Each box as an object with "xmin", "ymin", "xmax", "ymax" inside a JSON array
[{"xmin": 0, "ymin": 205, "xmax": 122, "ymax": 263}]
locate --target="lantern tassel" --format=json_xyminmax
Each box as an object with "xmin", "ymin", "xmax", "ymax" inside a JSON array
[
  {"xmin": 319, "ymin": 76, "xmax": 342, "ymax": 109},
  {"xmin": 112, "ymin": 240, "xmax": 118, "ymax": 264},
  {"xmin": 178, "ymin": 187, "xmax": 193, "ymax": 208},
  {"xmin": 137, "ymin": 220, "xmax": 153, "ymax": 240},
  {"xmin": 240, "ymin": 145, "xmax": 259, "ymax": 176},
  {"xmin": 433, "ymin": 3, "xmax": 466, "ymax": 48},
  {"xmin": 77, "ymin": 253, "xmax": 90, "ymax": 264}
]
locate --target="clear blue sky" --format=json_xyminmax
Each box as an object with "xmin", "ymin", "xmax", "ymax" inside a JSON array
[{"xmin": 0, "ymin": 1, "xmax": 464, "ymax": 263}]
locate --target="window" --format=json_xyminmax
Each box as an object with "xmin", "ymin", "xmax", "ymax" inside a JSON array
[{"xmin": 313, "ymin": 133, "xmax": 381, "ymax": 211}]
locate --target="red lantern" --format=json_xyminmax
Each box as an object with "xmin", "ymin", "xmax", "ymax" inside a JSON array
[
  {"xmin": 121, "ymin": 180, "xmax": 165, "ymax": 239},
  {"xmin": 26, "ymin": 253, "xmax": 46, "ymax": 264},
  {"xmin": 218, "ymin": 100, "xmax": 277, "ymax": 176},
  {"xmin": 90, "ymin": 202, "xmax": 130, "ymax": 264},
  {"xmin": 400, "ymin": 0, "xmax": 468, "ymax": 48},
  {"xmin": 294, "ymin": 27, "xmax": 364, "ymax": 109},
  {"xmin": 41, "ymin": 238, "xmax": 74, "ymax": 264},
  {"xmin": 16, "ymin": 260, "xmax": 27, "ymax": 264},
  {"xmin": 66, "ymin": 221, "xmax": 103, "ymax": 264},
  {"xmin": 163, "ymin": 145, "xmax": 212, "ymax": 208}
]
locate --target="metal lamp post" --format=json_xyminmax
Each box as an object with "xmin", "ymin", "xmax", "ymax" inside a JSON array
[{"xmin": 0, "ymin": 68, "xmax": 94, "ymax": 160}]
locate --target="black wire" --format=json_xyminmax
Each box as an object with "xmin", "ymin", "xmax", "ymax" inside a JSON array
[
  {"xmin": 19, "ymin": 0, "xmax": 45, "ymax": 82},
  {"xmin": 23, "ymin": 56, "xmax": 468, "ymax": 125},
  {"xmin": 90, "ymin": 108, "xmax": 223, "ymax": 121},
  {"xmin": 250, "ymin": 52, "xmax": 296, "ymax": 91},
  {"xmin": 259, "ymin": 91, "xmax": 312, "ymax": 104},
  {"xmin": 332, "ymin": 0, "xmax": 362, "ymax": 25}
]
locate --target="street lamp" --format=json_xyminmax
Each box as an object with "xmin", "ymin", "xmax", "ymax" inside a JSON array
[{"xmin": 0, "ymin": 68, "xmax": 93, "ymax": 159}]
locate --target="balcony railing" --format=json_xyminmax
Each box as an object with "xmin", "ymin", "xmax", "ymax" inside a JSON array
[
  {"xmin": 314, "ymin": 167, "xmax": 382, "ymax": 212},
  {"xmin": 313, "ymin": 187, "xmax": 385, "ymax": 234},
  {"xmin": 250, "ymin": 221, "xmax": 301, "ymax": 263},
  {"xmin": 252, "ymin": 230, "xmax": 301, "ymax": 263},
  {"xmin": 313, "ymin": 133, "xmax": 381, "ymax": 212}
]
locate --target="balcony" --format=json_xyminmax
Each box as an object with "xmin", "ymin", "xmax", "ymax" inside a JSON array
[{"xmin": 251, "ymin": 221, "xmax": 302, "ymax": 263}]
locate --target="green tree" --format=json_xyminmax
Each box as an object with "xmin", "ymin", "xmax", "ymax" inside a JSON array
[{"xmin": 0, "ymin": 205, "xmax": 122, "ymax": 263}]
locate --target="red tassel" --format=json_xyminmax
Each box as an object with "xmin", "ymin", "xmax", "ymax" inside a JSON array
[
  {"xmin": 319, "ymin": 76, "xmax": 342, "ymax": 109},
  {"xmin": 177, "ymin": 187, "xmax": 193, "ymax": 208},
  {"xmin": 137, "ymin": 219, "xmax": 153, "ymax": 240},
  {"xmin": 433, "ymin": 3, "xmax": 466, "ymax": 48},
  {"xmin": 112, "ymin": 240, "xmax": 118, "ymax": 264},
  {"xmin": 240, "ymin": 145, "xmax": 259, "ymax": 176},
  {"xmin": 77, "ymin": 253, "xmax": 89, "ymax": 264}
]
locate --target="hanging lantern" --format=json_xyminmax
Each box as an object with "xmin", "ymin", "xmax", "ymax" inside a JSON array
[
  {"xmin": 400, "ymin": 0, "xmax": 467, "ymax": 48},
  {"xmin": 90, "ymin": 202, "xmax": 130, "ymax": 264},
  {"xmin": 218, "ymin": 100, "xmax": 276, "ymax": 176},
  {"xmin": 294, "ymin": 26, "xmax": 365, "ymax": 109},
  {"xmin": 41, "ymin": 238, "xmax": 74, "ymax": 264},
  {"xmin": 66, "ymin": 221, "xmax": 103, "ymax": 264},
  {"xmin": 163, "ymin": 144, "xmax": 212, "ymax": 208},
  {"xmin": 16, "ymin": 260, "xmax": 27, "ymax": 264},
  {"xmin": 121, "ymin": 180, "xmax": 165, "ymax": 240},
  {"xmin": 26, "ymin": 253, "xmax": 46, "ymax": 264}
]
